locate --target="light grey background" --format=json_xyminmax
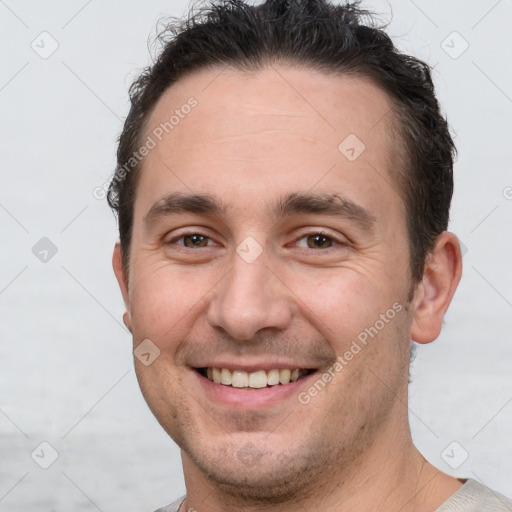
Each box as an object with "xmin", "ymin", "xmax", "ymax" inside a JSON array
[{"xmin": 1, "ymin": 0, "xmax": 511, "ymax": 510}]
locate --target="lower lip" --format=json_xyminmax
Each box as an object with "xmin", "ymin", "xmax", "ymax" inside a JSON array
[{"xmin": 193, "ymin": 370, "xmax": 317, "ymax": 409}]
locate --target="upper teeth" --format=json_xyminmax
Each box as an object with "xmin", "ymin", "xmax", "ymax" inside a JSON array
[{"xmin": 205, "ymin": 368, "xmax": 307, "ymax": 388}]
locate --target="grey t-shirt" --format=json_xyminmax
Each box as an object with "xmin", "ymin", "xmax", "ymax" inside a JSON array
[{"xmin": 153, "ymin": 479, "xmax": 512, "ymax": 512}]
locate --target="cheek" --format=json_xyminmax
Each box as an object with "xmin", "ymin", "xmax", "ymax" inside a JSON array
[
  {"xmin": 133, "ymin": 356, "xmax": 188, "ymax": 446},
  {"xmin": 128, "ymin": 265, "xmax": 208, "ymax": 346},
  {"xmin": 291, "ymin": 266, "xmax": 390, "ymax": 327},
  {"xmin": 288, "ymin": 264, "xmax": 410, "ymax": 374}
]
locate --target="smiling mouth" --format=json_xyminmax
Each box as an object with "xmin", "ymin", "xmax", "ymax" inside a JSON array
[{"xmin": 196, "ymin": 367, "xmax": 315, "ymax": 389}]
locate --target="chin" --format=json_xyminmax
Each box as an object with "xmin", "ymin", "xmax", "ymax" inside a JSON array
[
  {"xmin": 193, "ymin": 450, "xmax": 313, "ymax": 502},
  {"xmin": 180, "ymin": 431, "xmax": 332, "ymax": 503}
]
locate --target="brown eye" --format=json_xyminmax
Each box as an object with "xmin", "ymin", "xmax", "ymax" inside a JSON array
[
  {"xmin": 295, "ymin": 231, "xmax": 346, "ymax": 250},
  {"xmin": 167, "ymin": 232, "xmax": 215, "ymax": 248},
  {"xmin": 304, "ymin": 233, "xmax": 335, "ymax": 249},
  {"xmin": 182, "ymin": 234, "xmax": 209, "ymax": 248}
]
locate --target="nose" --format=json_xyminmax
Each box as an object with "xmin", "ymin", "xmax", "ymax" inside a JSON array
[{"xmin": 206, "ymin": 249, "xmax": 293, "ymax": 341}]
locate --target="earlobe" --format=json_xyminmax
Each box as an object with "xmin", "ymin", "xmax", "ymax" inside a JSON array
[
  {"xmin": 122, "ymin": 311, "xmax": 133, "ymax": 333},
  {"xmin": 410, "ymin": 232, "xmax": 463, "ymax": 344},
  {"xmin": 112, "ymin": 243, "xmax": 132, "ymax": 332}
]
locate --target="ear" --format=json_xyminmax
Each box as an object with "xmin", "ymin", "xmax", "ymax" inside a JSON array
[
  {"xmin": 410, "ymin": 232, "xmax": 463, "ymax": 344},
  {"xmin": 112, "ymin": 242, "xmax": 132, "ymax": 333}
]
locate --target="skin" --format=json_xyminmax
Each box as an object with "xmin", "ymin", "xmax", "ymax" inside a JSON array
[{"xmin": 113, "ymin": 64, "xmax": 464, "ymax": 511}]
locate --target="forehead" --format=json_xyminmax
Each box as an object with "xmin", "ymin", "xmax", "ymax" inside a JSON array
[{"xmin": 136, "ymin": 64, "xmax": 402, "ymax": 223}]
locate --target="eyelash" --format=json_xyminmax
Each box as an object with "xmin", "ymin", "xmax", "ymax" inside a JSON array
[{"xmin": 167, "ymin": 230, "xmax": 347, "ymax": 251}]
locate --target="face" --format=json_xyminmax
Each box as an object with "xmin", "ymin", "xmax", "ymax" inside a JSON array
[{"xmin": 115, "ymin": 65, "xmax": 420, "ymax": 499}]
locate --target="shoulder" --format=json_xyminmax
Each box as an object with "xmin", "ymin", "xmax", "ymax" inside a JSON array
[
  {"xmin": 436, "ymin": 479, "xmax": 512, "ymax": 511},
  {"xmin": 152, "ymin": 496, "xmax": 186, "ymax": 512}
]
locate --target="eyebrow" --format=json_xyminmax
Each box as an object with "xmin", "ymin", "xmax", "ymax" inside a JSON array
[
  {"xmin": 143, "ymin": 192, "xmax": 228, "ymax": 225},
  {"xmin": 143, "ymin": 191, "xmax": 376, "ymax": 232},
  {"xmin": 272, "ymin": 192, "xmax": 376, "ymax": 231}
]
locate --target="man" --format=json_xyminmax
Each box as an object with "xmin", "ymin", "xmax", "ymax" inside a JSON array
[{"xmin": 108, "ymin": 0, "xmax": 512, "ymax": 510}]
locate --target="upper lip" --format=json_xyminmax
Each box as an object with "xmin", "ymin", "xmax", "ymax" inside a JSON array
[{"xmin": 191, "ymin": 361, "xmax": 316, "ymax": 372}]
